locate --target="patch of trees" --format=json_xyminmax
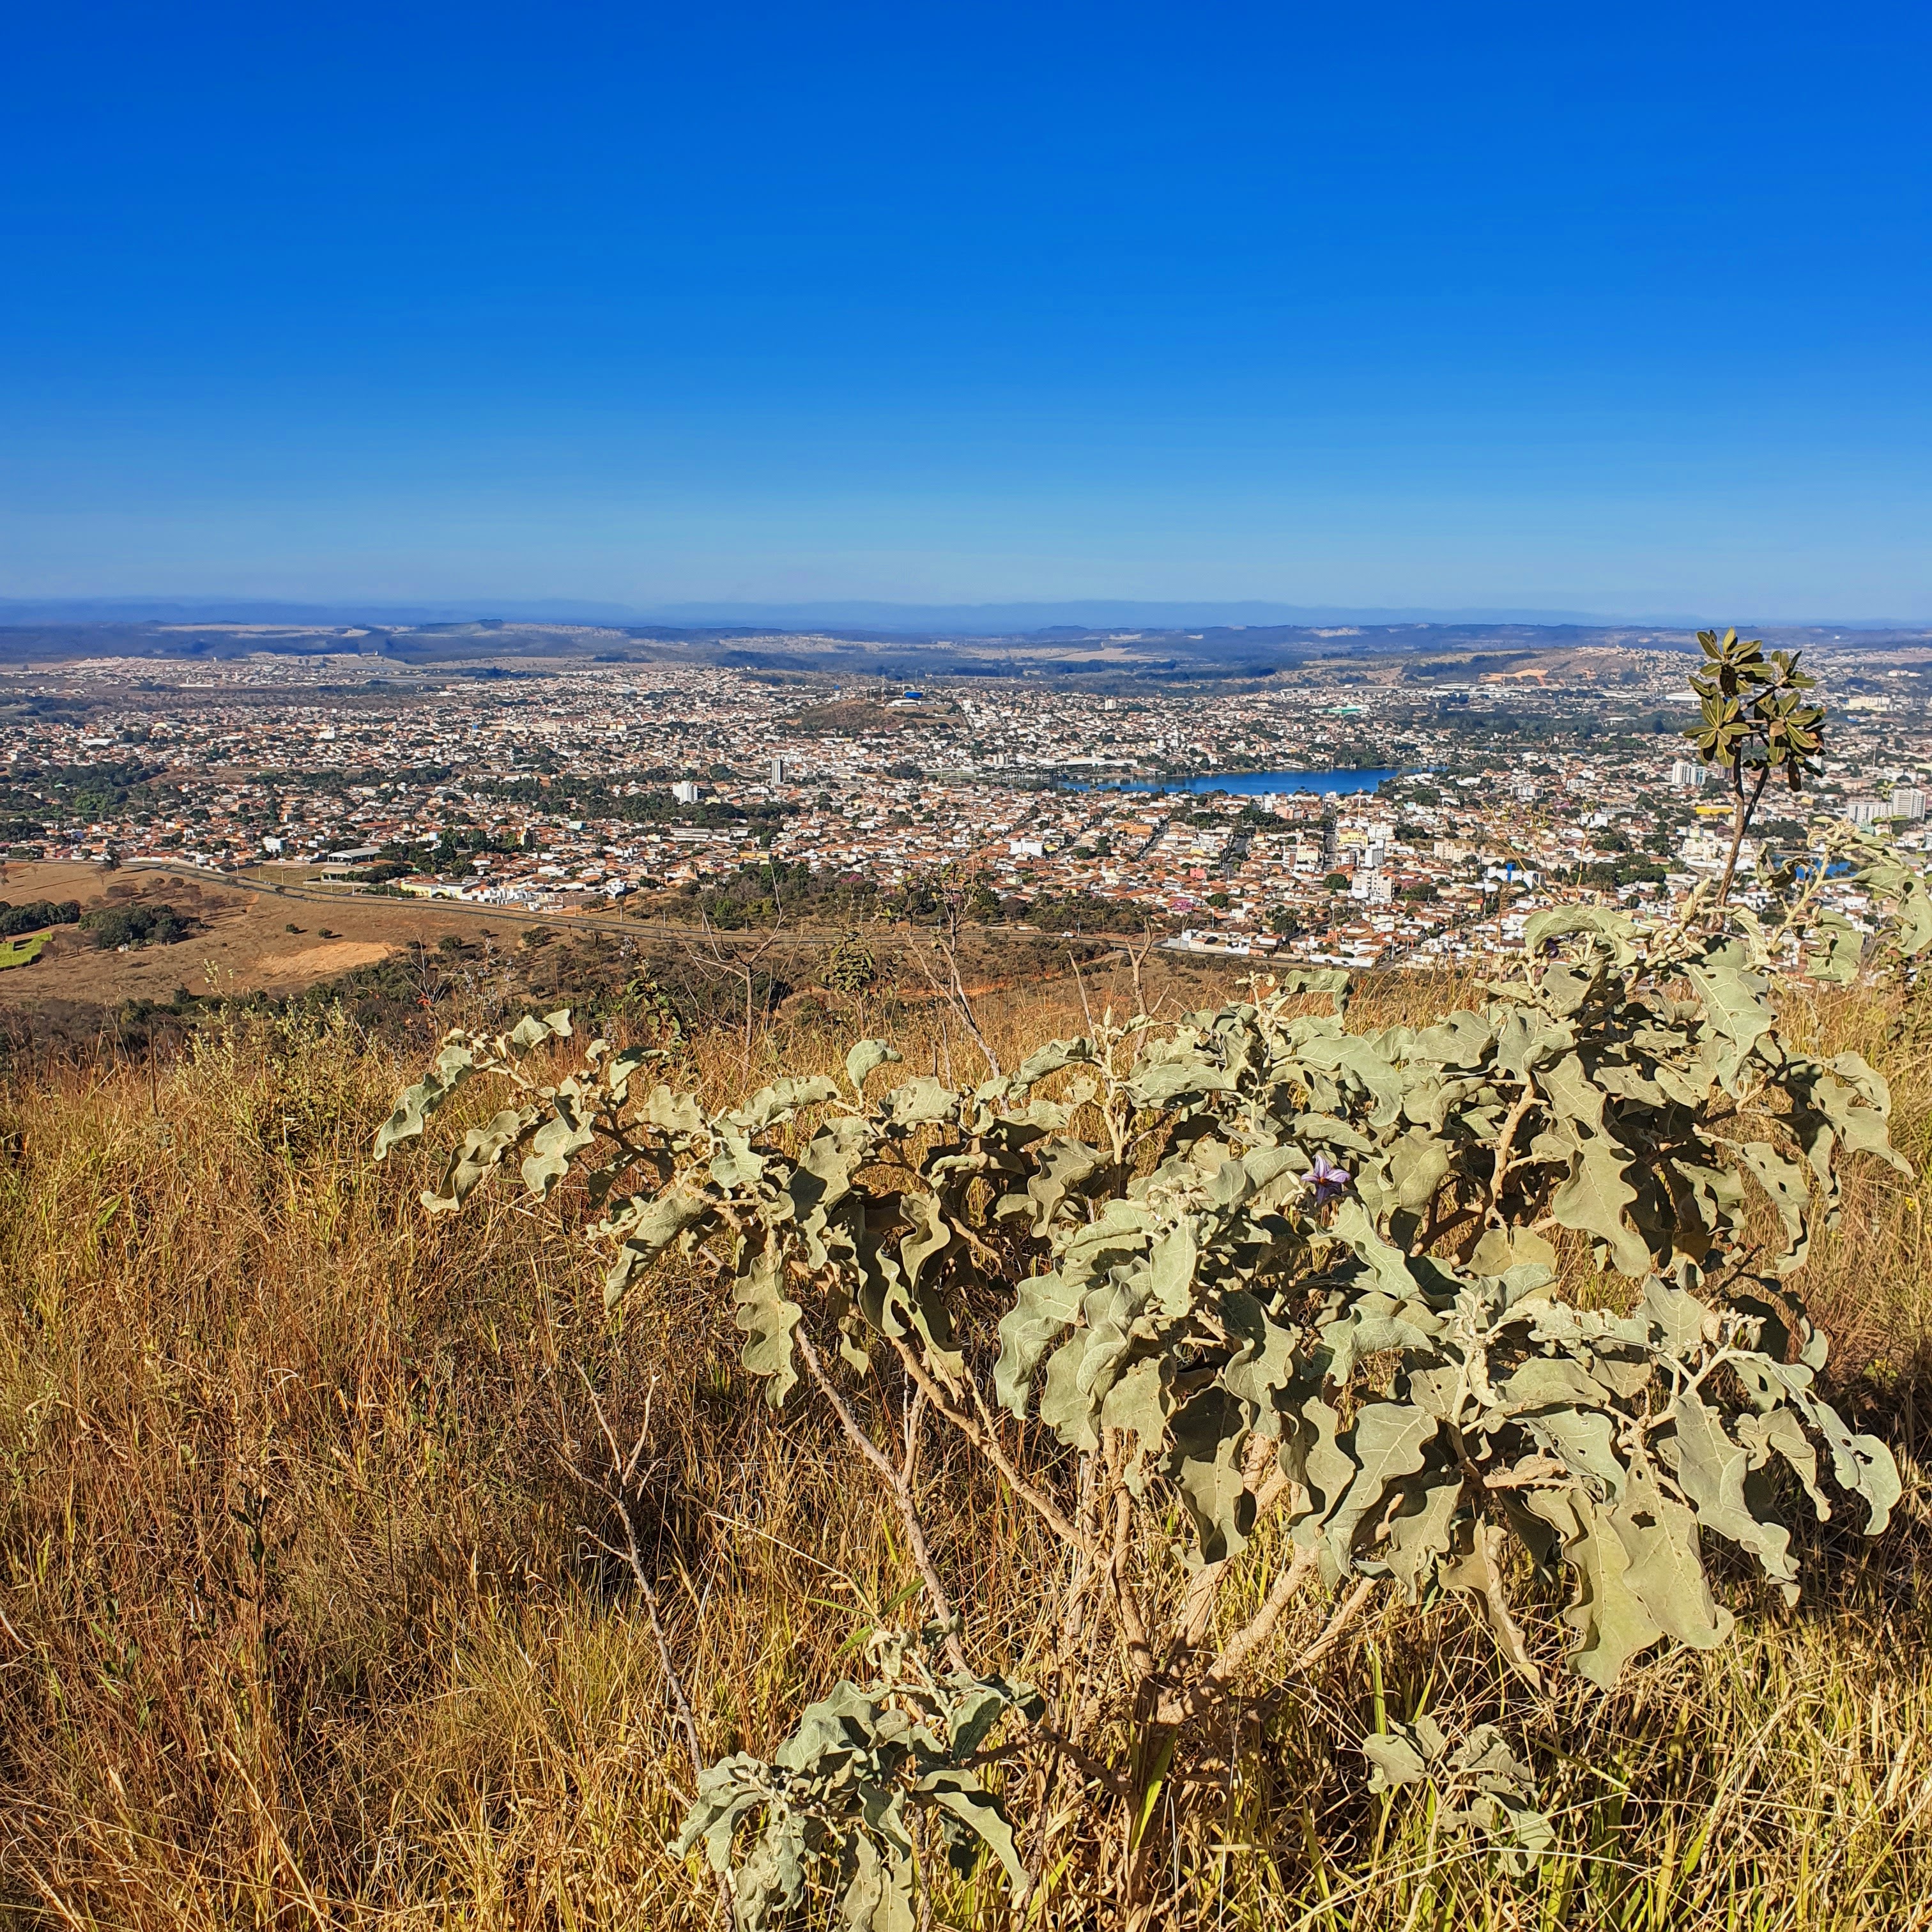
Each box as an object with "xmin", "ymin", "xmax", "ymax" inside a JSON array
[
  {"xmin": 0, "ymin": 899, "xmax": 80, "ymax": 937},
  {"xmin": 659, "ymin": 861, "xmax": 888, "ymax": 929},
  {"xmin": 1006, "ymin": 889, "xmax": 1156, "ymax": 934},
  {"xmin": 2, "ymin": 759, "xmax": 167, "ymax": 822},
  {"xmin": 477, "ymin": 779, "xmax": 783, "ymax": 833},
  {"xmin": 79, "ymin": 902, "xmax": 196, "ymax": 949}
]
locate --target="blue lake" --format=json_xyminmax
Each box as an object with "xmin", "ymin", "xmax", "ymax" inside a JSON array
[{"xmin": 1092, "ymin": 768, "xmax": 1399, "ymax": 798}]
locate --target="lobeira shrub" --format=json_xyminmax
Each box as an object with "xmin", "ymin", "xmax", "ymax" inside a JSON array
[{"xmin": 376, "ymin": 840, "xmax": 1929, "ymax": 1930}]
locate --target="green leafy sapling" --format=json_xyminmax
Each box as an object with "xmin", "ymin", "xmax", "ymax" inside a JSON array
[{"xmin": 1684, "ymin": 626, "xmax": 1825, "ymax": 905}]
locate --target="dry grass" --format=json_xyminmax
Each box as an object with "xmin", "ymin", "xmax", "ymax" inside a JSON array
[{"xmin": 2, "ymin": 968, "xmax": 1931, "ymax": 1929}]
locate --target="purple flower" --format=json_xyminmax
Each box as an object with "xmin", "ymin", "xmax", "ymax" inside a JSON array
[{"xmin": 1309, "ymin": 1151, "xmax": 1352, "ymax": 1206}]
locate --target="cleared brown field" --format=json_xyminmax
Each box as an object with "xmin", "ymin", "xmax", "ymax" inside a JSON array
[{"xmin": 0, "ymin": 861, "xmax": 512, "ymax": 1008}]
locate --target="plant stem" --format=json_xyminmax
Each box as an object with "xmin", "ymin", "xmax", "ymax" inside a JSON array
[
  {"xmin": 1716, "ymin": 762, "xmax": 1771, "ymax": 910},
  {"xmin": 793, "ymin": 1324, "xmax": 969, "ymax": 1672},
  {"xmin": 886, "ymin": 1334, "xmax": 1096, "ymax": 1554}
]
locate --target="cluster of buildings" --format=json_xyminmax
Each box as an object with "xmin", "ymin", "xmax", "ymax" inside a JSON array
[{"xmin": 6, "ymin": 643, "xmax": 1931, "ymax": 970}]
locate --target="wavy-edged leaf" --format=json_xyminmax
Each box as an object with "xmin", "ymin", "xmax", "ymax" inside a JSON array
[
  {"xmin": 993, "ymin": 1269, "xmax": 1080, "ymax": 1417},
  {"xmin": 1383, "ymin": 1468, "xmax": 1465, "ymax": 1598},
  {"xmin": 1528, "ymin": 1489, "xmax": 1662, "ymax": 1690},
  {"xmin": 733, "ymin": 1243, "xmax": 803, "ymax": 1405},
  {"xmin": 1439, "ymin": 1517, "xmax": 1538, "ymax": 1684},
  {"xmin": 730, "ymin": 1074, "xmax": 842, "ymax": 1133},
  {"xmin": 373, "ymin": 1041, "xmax": 477, "ymax": 1158},
  {"xmin": 1613, "ymin": 1452, "xmax": 1734, "ymax": 1647},
  {"xmin": 521, "ymin": 1101, "xmax": 597, "ymax": 1197},
  {"xmin": 424, "ymin": 1106, "xmax": 532, "ymax": 1213},
  {"xmin": 1550, "ymin": 1142, "xmax": 1653, "ymax": 1279},
  {"xmin": 847, "ymin": 1038, "xmax": 902, "ymax": 1094},
  {"xmin": 603, "ymin": 1183, "xmax": 714, "ymax": 1307},
  {"xmin": 638, "ymin": 1084, "xmax": 707, "ymax": 1134},
  {"xmin": 1664, "ymin": 1387, "xmax": 1797, "ymax": 1588},
  {"xmin": 1735, "ymin": 1140, "xmax": 1809, "ymax": 1268},
  {"xmin": 887, "ymin": 1075, "xmax": 955, "ymax": 1126},
  {"xmin": 1324, "ymin": 1403, "xmax": 1436, "ymax": 1568}
]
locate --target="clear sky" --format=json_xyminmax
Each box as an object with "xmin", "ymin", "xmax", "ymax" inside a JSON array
[{"xmin": 3, "ymin": 1, "xmax": 1928, "ymax": 620}]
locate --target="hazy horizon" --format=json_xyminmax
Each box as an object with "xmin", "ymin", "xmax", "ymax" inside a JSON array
[{"xmin": 3, "ymin": 595, "xmax": 1929, "ymax": 636}]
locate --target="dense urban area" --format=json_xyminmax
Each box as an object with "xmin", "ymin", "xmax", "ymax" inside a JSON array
[{"xmin": 4, "ymin": 630, "xmax": 1932, "ymax": 972}]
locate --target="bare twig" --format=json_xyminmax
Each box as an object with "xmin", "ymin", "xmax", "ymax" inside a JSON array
[
  {"xmin": 885, "ymin": 1334, "xmax": 1096, "ymax": 1554},
  {"xmin": 900, "ymin": 1382, "xmax": 926, "ymax": 1487},
  {"xmin": 1125, "ymin": 922, "xmax": 1158, "ymax": 1020},
  {"xmin": 1257, "ymin": 1576, "xmax": 1381, "ymax": 1713},
  {"xmin": 685, "ymin": 914, "xmax": 786, "ymax": 1077},
  {"xmin": 793, "ymin": 1325, "xmax": 970, "ymax": 1672},
  {"xmin": 911, "ymin": 877, "xmax": 1004, "ymax": 1080},
  {"xmin": 1104, "ymin": 1436, "xmax": 1155, "ymax": 1676}
]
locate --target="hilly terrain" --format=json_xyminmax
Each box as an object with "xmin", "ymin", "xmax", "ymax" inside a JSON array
[{"xmin": 6, "ymin": 612, "xmax": 1930, "ymax": 687}]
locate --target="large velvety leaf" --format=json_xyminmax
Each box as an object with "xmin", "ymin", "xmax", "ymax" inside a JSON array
[
  {"xmin": 1529, "ymin": 1489, "xmax": 1662, "ymax": 1690},
  {"xmin": 733, "ymin": 1244, "xmax": 803, "ymax": 1404},
  {"xmin": 603, "ymin": 1184, "xmax": 714, "ymax": 1306},
  {"xmin": 729, "ymin": 1075, "xmax": 843, "ymax": 1132},
  {"xmin": 372, "ymin": 1041, "xmax": 477, "ymax": 1158},
  {"xmin": 993, "ymin": 1269, "xmax": 1081, "ymax": 1416},
  {"xmin": 1550, "ymin": 1142, "xmax": 1653, "ymax": 1278},
  {"xmin": 1665, "ymin": 1389, "xmax": 1797, "ymax": 1590},
  {"xmin": 425, "ymin": 1107, "xmax": 533, "ymax": 1213},
  {"xmin": 1383, "ymin": 1469, "xmax": 1465, "ymax": 1597},
  {"xmin": 1613, "ymin": 1454, "xmax": 1735, "ymax": 1648},
  {"xmin": 846, "ymin": 1038, "xmax": 902, "ymax": 1093},
  {"xmin": 1324, "ymin": 1403, "xmax": 1436, "ymax": 1568}
]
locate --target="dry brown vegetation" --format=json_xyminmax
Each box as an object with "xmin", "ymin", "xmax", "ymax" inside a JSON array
[{"xmin": 2, "ymin": 966, "xmax": 1930, "ymax": 1929}]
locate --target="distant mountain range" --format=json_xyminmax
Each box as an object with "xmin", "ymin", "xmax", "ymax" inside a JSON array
[{"xmin": 3, "ymin": 596, "xmax": 1925, "ymax": 634}]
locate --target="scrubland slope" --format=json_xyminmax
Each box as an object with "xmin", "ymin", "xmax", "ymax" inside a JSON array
[{"xmin": 1, "ymin": 972, "xmax": 1929, "ymax": 1929}]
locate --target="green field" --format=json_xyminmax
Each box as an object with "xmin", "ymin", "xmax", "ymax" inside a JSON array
[{"xmin": 0, "ymin": 930, "xmax": 47, "ymax": 969}]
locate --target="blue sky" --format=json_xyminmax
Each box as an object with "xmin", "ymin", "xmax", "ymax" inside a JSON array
[{"xmin": 3, "ymin": 1, "xmax": 1928, "ymax": 619}]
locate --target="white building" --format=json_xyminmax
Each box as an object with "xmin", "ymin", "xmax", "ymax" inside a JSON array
[
  {"xmin": 1349, "ymin": 869, "xmax": 1393, "ymax": 905},
  {"xmin": 1669, "ymin": 760, "xmax": 1710, "ymax": 790},
  {"xmin": 1891, "ymin": 785, "xmax": 1926, "ymax": 822},
  {"xmin": 672, "ymin": 779, "xmax": 702, "ymax": 805}
]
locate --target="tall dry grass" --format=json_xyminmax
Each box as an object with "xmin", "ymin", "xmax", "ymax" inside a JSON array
[{"xmin": 0, "ymin": 962, "xmax": 1929, "ymax": 1929}]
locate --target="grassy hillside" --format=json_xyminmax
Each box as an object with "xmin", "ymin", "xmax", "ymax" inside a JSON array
[{"xmin": 1, "ymin": 968, "xmax": 1929, "ymax": 1929}]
